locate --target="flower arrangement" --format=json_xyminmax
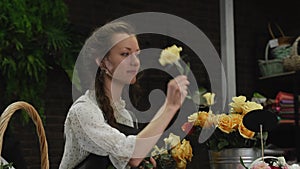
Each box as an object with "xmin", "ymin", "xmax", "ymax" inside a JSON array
[
  {"xmin": 241, "ymin": 156, "xmax": 300, "ymax": 169},
  {"xmin": 150, "ymin": 133, "xmax": 193, "ymax": 169},
  {"xmin": 182, "ymin": 93, "xmax": 267, "ymax": 151}
]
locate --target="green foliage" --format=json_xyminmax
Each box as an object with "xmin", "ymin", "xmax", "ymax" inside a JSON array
[
  {"xmin": 0, "ymin": 0, "xmax": 82, "ymax": 121},
  {"xmin": 0, "ymin": 162, "xmax": 13, "ymax": 169}
]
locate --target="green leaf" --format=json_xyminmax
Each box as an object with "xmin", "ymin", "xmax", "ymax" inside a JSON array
[{"xmin": 240, "ymin": 156, "xmax": 249, "ymax": 169}]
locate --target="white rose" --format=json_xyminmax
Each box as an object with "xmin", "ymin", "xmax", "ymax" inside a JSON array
[
  {"xmin": 164, "ymin": 133, "xmax": 181, "ymax": 148},
  {"xmin": 159, "ymin": 45, "xmax": 182, "ymax": 66}
]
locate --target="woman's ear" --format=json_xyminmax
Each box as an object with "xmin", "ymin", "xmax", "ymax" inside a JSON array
[{"xmin": 95, "ymin": 57, "xmax": 102, "ymax": 67}]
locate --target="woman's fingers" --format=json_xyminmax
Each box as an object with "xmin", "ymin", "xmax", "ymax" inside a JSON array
[
  {"xmin": 166, "ymin": 75, "xmax": 190, "ymax": 107},
  {"xmin": 149, "ymin": 157, "xmax": 157, "ymax": 168}
]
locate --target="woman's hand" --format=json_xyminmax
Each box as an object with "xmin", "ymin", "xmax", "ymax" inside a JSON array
[
  {"xmin": 165, "ymin": 75, "xmax": 190, "ymax": 110},
  {"xmin": 133, "ymin": 157, "xmax": 156, "ymax": 169}
]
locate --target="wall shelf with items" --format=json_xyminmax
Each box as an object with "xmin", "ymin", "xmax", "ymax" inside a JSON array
[{"xmin": 256, "ymin": 70, "xmax": 300, "ymax": 162}]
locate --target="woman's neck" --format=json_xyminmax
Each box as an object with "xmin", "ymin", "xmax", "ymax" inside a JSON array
[{"xmin": 104, "ymin": 75, "xmax": 124, "ymax": 102}]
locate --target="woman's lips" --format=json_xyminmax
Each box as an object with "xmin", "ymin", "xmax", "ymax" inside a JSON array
[{"xmin": 127, "ymin": 70, "xmax": 138, "ymax": 74}]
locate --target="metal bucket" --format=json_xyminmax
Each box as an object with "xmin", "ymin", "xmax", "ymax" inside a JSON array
[{"xmin": 208, "ymin": 148, "xmax": 261, "ymax": 169}]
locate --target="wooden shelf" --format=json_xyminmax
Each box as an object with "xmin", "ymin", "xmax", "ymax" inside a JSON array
[{"xmin": 259, "ymin": 71, "xmax": 296, "ymax": 80}]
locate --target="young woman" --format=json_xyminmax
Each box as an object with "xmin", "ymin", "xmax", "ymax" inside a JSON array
[{"xmin": 59, "ymin": 21, "xmax": 189, "ymax": 169}]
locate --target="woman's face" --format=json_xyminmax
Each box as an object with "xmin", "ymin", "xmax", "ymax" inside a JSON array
[{"xmin": 102, "ymin": 33, "xmax": 140, "ymax": 84}]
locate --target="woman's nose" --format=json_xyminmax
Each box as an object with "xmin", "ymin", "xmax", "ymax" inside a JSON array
[{"xmin": 130, "ymin": 53, "xmax": 140, "ymax": 66}]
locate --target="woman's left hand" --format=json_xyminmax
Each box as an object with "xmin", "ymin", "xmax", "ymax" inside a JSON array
[{"xmin": 136, "ymin": 157, "xmax": 156, "ymax": 169}]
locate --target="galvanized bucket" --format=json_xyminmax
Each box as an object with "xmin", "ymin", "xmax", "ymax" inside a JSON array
[{"xmin": 208, "ymin": 148, "xmax": 261, "ymax": 169}]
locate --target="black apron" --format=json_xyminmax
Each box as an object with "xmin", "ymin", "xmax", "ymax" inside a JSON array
[{"xmin": 74, "ymin": 122, "xmax": 141, "ymax": 169}]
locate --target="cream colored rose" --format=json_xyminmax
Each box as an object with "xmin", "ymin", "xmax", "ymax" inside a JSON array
[
  {"xmin": 238, "ymin": 122, "xmax": 255, "ymax": 139},
  {"xmin": 164, "ymin": 133, "xmax": 181, "ymax": 148},
  {"xmin": 159, "ymin": 45, "xmax": 182, "ymax": 66},
  {"xmin": 241, "ymin": 101, "xmax": 263, "ymax": 115},
  {"xmin": 217, "ymin": 114, "xmax": 234, "ymax": 134},
  {"xmin": 229, "ymin": 96, "xmax": 247, "ymax": 113},
  {"xmin": 188, "ymin": 112, "xmax": 199, "ymax": 124},
  {"xmin": 151, "ymin": 145, "xmax": 168, "ymax": 156},
  {"xmin": 203, "ymin": 92, "xmax": 215, "ymax": 106}
]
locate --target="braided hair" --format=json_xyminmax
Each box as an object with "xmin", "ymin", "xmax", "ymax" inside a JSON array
[{"xmin": 77, "ymin": 21, "xmax": 136, "ymax": 127}]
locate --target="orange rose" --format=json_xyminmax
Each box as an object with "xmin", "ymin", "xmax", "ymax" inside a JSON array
[
  {"xmin": 171, "ymin": 139, "xmax": 193, "ymax": 169},
  {"xmin": 217, "ymin": 114, "xmax": 234, "ymax": 134},
  {"xmin": 197, "ymin": 111, "xmax": 209, "ymax": 127},
  {"xmin": 238, "ymin": 122, "xmax": 255, "ymax": 139},
  {"xmin": 229, "ymin": 113, "xmax": 242, "ymax": 129}
]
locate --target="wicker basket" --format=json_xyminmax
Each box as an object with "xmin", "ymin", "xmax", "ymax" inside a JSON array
[
  {"xmin": 258, "ymin": 42, "xmax": 284, "ymax": 77},
  {"xmin": 0, "ymin": 101, "xmax": 49, "ymax": 169},
  {"xmin": 268, "ymin": 23, "xmax": 294, "ymax": 47},
  {"xmin": 268, "ymin": 23, "xmax": 294, "ymax": 59},
  {"xmin": 283, "ymin": 36, "xmax": 300, "ymax": 71}
]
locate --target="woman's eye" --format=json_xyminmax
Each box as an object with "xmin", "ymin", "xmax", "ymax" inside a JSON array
[{"xmin": 121, "ymin": 52, "xmax": 130, "ymax": 57}]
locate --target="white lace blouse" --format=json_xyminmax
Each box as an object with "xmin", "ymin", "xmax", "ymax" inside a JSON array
[{"xmin": 59, "ymin": 90, "xmax": 137, "ymax": 169}]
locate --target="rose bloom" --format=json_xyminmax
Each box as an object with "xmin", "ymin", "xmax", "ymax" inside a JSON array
[
  {"xmin": 171, "ymin": 139, "xmax": 193, "ymax": 169},
  {"xmin": 217, "ymin": 114, "xmax": 234, "ymax": 134},
  {"xmin": 188, "ymin": 112, "xmax": 199, "ymax": 125},
  {"xmin": 229, "ymin": 96, "xmax": 247, "ymax": 113},
  {"xmin": 229, "ymin": 113, "xmax": 242, "ymax": 129},
  {"xmin": 241, "ymin": 101, "xmax": 263, "ymax": 115},
  {"xmin": 203, "ymin": 92, "xmax": 215, "ymax": 106},
  {"xmin": 238, "ymin": 122, "xmax": 255, "ymax": 139},
  {"xmin": 159, "ymin": 45, "xmax": 182, "ymax": 66},
  {"xmin": 196, "ymin": 111, "xmax": 209, "ymax": 127},
  {"xmin": 164, "ymin": 133, "xmax": 181, "ymax": 148},
  {"xmin": 181, "ymin": 122, "xmax": 195, "ymax": 135}
]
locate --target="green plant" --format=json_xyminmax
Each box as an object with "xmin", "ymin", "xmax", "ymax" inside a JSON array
[
  {"xmin": 0, "ymin": 162, "xmax": 13, "ymax": 169},
  {"xmin": 0, "ymin": 0, "xmax": 82, "ymax": 122}
]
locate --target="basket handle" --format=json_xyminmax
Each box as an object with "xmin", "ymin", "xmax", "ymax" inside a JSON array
[
  {"xmin": 268, "ymin": 22, "xmax": 286, "ymax": 39},
  {"xmin": 264, "ymin": 42, "xmax": 270, "ymax": 63},
  {"xmin": 0, "ymin": 101, "xmax": 49, "ymax": 169},
  {"xmin": 290, "ymin": 36, "xmax": 300, "ymax": 57}
]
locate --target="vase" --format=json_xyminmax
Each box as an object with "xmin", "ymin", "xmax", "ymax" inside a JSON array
[{"xmin": 208, "ymin": 148, "xmax": 261, "ymax": 169}]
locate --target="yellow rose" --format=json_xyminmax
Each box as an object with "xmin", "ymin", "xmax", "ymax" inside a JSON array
[
  {"xmin": 241, "ymin": 101, "xmax": 263, "ymax": 115},
  {"xmin": 159, "ymin": 45, "xmax": 182, "ymax": 66},
  {"xmin": 197, "ymin": 111, "xmax": 209, "ymax": 127},
  {"xmin": 229, "ymin": 96, "xmax": 247, "ymax": 113},
  {"xmin": 203, "ymin": 92, "xmax": 215, "ymax": 106},
  {"xmin": 171, "ymin": 139, "xmax": 193, "ymax": 169},
  {"xmin": 238, "ymin": 122, "xmax": 255, "ymax": 139},
  {"xmin": 164, "ymin": 133, "xmax": 181, "ymax": 148},
  {"xmin": 217, "ymin": 114, "xmax": 234, "ymax": 134},
  {"xmin": 229, "ymin": 113, "xmax": 242, "ymax": 129}
]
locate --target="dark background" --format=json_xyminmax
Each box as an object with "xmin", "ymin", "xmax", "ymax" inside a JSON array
[{"xmin": 1, "ymin": 0, "xmax": 300, "ymax": 168}]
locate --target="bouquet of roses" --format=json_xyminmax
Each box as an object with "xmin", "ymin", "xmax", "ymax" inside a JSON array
[
  {"xmin": 150, "ymin": 133, "xmax": 193, "ymax": 169},
  {"xmin": 182, "ymin": 93, "xmax": 267, "ymax": 151}
]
